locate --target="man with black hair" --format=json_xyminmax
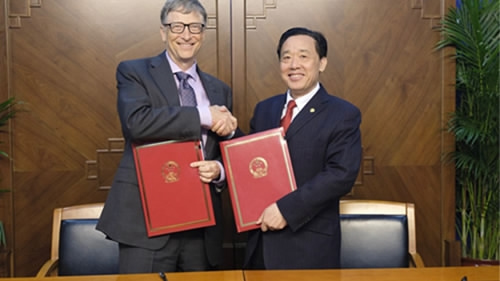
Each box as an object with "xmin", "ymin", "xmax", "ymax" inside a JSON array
[{"xmin": 244, "ymin": 27, "xmax": 362, "ymax": 269}]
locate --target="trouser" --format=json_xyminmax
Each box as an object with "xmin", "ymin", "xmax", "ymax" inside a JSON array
[{"xmin": 118, "ymin": 229, "xmax": 209, "ymax": 273}]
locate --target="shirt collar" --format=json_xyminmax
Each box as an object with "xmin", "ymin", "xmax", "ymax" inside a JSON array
[
  {"xmin": 285, "ymin": 83, "xmax": 320, "ymax": 110},
  {"xmin": 165, "ymin": 51, "xmax": 199, "ymax": 82}
]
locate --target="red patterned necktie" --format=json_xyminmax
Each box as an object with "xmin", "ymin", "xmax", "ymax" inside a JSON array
[{"xmin": 280, "ymin": 100, "xmax": 297, "ymax": 132}]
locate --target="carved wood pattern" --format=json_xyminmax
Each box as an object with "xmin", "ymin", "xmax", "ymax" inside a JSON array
[
  {"xmin": 86, "ymin": 138, "xmax": 124, "ymax": 190},
  {"xmin": 8, "ymin": 1, "xmax": 219, "ymax": 29},
  {"xmin": 245, "ymin": 0, "xmax": 444, "ymax": 31},
  {"xmin": 246, "ymin": 0, "xmax": 277, "ymax": 29},
  {"xmin": 199, "ymin": 0, "xmax": 217, "ymax": 29},
  {"xmin": 8, "ymin": 0, "xmax": 41, "ymax": 29},
  {"xmin": 411, "ymin": 0, "xmax": 442, "ymax": 28}
]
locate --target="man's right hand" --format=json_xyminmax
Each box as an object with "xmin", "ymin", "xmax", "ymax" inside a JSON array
[{"xmin": 209, "ymin": 105, "xmax": 237, "ymax": 137}]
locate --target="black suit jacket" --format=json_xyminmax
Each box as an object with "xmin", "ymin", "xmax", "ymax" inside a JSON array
[
  {"xmin": 244, "ymin": 85, "xmax": 362, "ymax": 269},
  {"xmin": 96, "ymin": 52, "xmax": 232, "ymax": 267}
]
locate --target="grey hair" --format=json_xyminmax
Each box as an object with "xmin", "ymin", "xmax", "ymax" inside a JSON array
[{"xmin": 160, "ymin": 0, "xmax": 207, "ymax": 24}]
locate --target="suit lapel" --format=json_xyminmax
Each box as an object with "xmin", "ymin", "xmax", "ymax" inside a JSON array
[
  {"xmin": 198, "ymin": 67, "xmax": 223, "ymax": 105},
  {"xmin": 286, "ymin": 86, "xmax": 329, "ymax": 137},
  {"xmin": 149, "ymin": 53, "xmax": 180, "ymax": 106},
  {"xmin": 274, "ymin": 94, "xmax": 288, "ymax": 128}
]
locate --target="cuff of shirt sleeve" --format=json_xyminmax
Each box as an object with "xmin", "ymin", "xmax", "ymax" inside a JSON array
[
  {"xmin": 212, "ymin": 160, "xmax": 226, "ymax": 192},
  {"xmin": 198, "ymin": 106, "xmax": 212, "ymax": 128}
]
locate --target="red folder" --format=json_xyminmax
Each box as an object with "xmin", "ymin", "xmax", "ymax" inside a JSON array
[
  {"xmin": 220, "ymin": 128, "xmax": 297, "ymax": 232},
  {"xmin": 132, "ymin": 140, "xmax": 215, "ymax": 236}
]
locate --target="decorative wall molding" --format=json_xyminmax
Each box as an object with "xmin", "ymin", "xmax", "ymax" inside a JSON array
[
  {"xmin": 8, "ymin": 1, "xmax": 218, "ymax": 30},
  {"xmin": 86, "ymin": 138, "xmax": 124, "ymax": 190},
  {"xmin": 8, "ymin": 0, "xmax": 41, "ymax": 29},
  {"xmin": 410, "ymin": 0, "xmax": 442, "ymax": 29},
  {"xmin": 206, "ymin": 16, "xmax": 217, "ymax": 30},
  {"xmin": 200, "ymin": 0, "xmax": 217, "ymax": 29},
  {"xmin": 354, "ymin": 148, "xmax": 375, "ymax": 186},
  {"xmin": 243, "ymin": 0, "xmax": 442, "ymax": 30},
  {"xmin": 246, "ymin": 0, "xmax": 277, "ymax": 30}
]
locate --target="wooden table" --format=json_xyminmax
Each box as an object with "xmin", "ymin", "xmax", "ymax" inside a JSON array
[
  {"xmin": 0, "ymin": 271, "xmax": 245, "ymax": 281},
  {"xmin": 244, "ymin": 266, "xmax": 500, "ymax": 281},
  {"xmin": 0, "ymin": 266, "xmax": 497, "ymax": 281}
]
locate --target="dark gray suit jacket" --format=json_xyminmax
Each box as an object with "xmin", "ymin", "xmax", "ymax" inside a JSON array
[
  {"xmin": 244, "ymin": 85, "xmax": 362, "ymax": 269},
  {"xmin": 97, "ymin": 52, "xmax": 232, "ymax": 267}
]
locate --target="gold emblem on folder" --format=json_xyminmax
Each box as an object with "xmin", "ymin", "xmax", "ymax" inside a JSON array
[
  {"xmin": 249, "ymin": 157, "xmax": 268, "ymax": 178},
  {"xmin": 161, "ymin": 161, "xmax": 180, "ymax": 183}
]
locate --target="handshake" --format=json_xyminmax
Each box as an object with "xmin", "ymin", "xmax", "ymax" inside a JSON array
[{"xmin": 209, "ymin": 105, "xmax": 237, "ymax": 137}]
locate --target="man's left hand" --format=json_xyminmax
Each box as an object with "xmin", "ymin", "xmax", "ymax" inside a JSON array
[
  {"xmin": 257, "ymin": 203, "xmax": 287, "ymax": 232},
  {"xmin": 190, "ymin": 160, "xmax": 221, "ymax": 183}
]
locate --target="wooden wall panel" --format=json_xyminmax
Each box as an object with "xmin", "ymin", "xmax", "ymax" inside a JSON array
[
  {"xmin": 0, "ymin": 0, "xmax": 14, "ymax": 277},
  {"xmin": 1, "ymin": 0, "xmax": 454, "ymax": 276}
]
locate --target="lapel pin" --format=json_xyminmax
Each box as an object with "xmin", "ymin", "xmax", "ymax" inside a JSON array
[{"xmin": 310, "ymin": 108, "xmax": 316, "ymax": 113}]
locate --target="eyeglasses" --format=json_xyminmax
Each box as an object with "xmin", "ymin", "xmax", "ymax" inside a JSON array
[{"xmin": 163, "ymin": 22, "xmax": 205, "ymax": 34}]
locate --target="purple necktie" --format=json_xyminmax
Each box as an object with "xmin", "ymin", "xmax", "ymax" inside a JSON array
[{"xmin": 175, "ymin": 72, "xmax": 197, "ymax": 106}]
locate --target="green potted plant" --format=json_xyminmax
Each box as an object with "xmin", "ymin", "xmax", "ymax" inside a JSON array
[
  {"xmin": 436, "ymin": 0, "xmax": 499, "ymax": 264},
  {"xmin": 0, "ymin": 97, "xmax": 18, "ymax": 249},
  {"xmin": 0, "ymin": 98, "xmax": 18, "ymax": 158}
]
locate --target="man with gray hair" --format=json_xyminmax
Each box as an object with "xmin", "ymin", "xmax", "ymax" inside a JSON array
[{"xmin": 97, "ymin": 0, "xmax": 237, "ymax": 273}]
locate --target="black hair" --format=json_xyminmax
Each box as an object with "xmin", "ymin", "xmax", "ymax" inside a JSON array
[{"xmin": 276, "ymin": 27, "xmax": 328, "ymax": 59}]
